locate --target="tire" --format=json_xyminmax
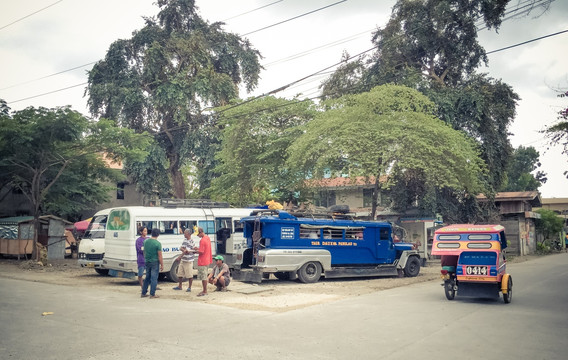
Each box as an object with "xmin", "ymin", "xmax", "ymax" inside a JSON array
[
  {"xmin": 167, "ymin": 260, "xmax": 179, "ymax": 283},
  {"xmin": 444, "ymin": 279, "xmax": 456, "ymax": 300},
  {"xmin": 403, "ymin": 256, "xmax": 421, "ymax": 277},
  {"xmin": 503, "ymin": 276, "xmax": 513, "ymax": 304},
  {"xmin": 297, "ymin": 262, "xmax": 322, "ymax": 283},
  {"xmin": 274, "ymin": 271, "xmax": 290, "ymax": 281},
  {"xmin": 95, "ymin": 268, "xmax": 109, "ymax": 276}
]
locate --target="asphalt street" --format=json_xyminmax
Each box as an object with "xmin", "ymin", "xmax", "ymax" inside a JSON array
[{"xmin": 1, "ymin": 253, "xmax": 567, "ymax": 359}]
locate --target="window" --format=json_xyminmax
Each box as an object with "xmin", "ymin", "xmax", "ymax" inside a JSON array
[
  {"xmin": 300, "ymin": 226, "xmax": 321, "ymax": 239},
  {"xmin": 116, "ymin": 182, "xmax": 125, "ymax": 200},
  {"xmin": 363, "ymin": 188, "xmax": 373, "ymax": 208},
  {"xmin": 317, "ymin": 190, "xmax": 336, "ymax": 207},
  {"xmin": 198, "ymin": 220, "xmax": 215, "ymax": 235}
]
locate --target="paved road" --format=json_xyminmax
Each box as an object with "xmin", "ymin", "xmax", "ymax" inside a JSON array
[{"xmin": 1, "ymin": 253, "xmax": 567, "ymax": 359}]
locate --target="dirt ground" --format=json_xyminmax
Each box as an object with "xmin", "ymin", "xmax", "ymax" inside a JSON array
[{"xmin": 0, "ymin": 255, "xmax": 540, "ymax": 313}]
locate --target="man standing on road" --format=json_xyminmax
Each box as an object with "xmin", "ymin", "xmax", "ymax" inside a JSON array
[
  {"xmin": 173, "ymin": 229, "xmax": 196, "ymax": 292},
  {"xmin": 141, "ymin": 228, "xmax": 164, "ymax": 299},
  {"xmin": 194, "ymin": 227, "xmax": 212, "ymax": 297},
  {"xmin": 135, "ymin": 227, "xmax": 148, "ymax": 288}
]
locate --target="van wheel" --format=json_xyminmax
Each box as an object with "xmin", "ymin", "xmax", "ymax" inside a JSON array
[
  {"xmin": 95, "ymin": 268, "xmax": 109, "ymax": 276},
  {"xmin": 297, "ymin": 262, "xmax": 321, "ymax": 283},
  {"xmin": 167, "ymin": 260, "xmax": 179, "ymax": 283},
  {"xmin": 403, "ymin": 257, "xmax": 420, "ymax": 277}
]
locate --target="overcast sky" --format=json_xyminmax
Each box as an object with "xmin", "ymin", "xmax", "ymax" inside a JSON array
[{"xmin": 1, "ymin": 0, "xmax": 567, "ymax": 198}]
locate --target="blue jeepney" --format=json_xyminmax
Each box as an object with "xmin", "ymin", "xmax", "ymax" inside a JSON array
[{"xmin": 230, "ymin": 210, "xmax": 421, "ymax": 283}]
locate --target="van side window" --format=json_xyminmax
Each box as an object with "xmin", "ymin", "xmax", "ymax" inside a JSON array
[{"xmin": 379, "ymin": 227, "xmax": 389, "ymax": 241}]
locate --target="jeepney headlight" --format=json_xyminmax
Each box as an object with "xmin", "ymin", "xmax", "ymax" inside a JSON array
[
  {"xmin": 79, "ymin": 253, "xmax": 85, "ymax": 259},
  {"xmin": 257, "ymin": 255, "xmax": 265, "ymax": 263}
]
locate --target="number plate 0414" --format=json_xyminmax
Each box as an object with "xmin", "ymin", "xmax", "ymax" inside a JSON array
[{"xmin": 465, "ymin": 266, "xmax": 487, "ymax": 275}]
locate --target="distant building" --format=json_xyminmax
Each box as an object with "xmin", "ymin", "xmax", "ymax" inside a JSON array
[{"xmin": 477, "ymin": 191, "xmax": 542, "ymax": 256}]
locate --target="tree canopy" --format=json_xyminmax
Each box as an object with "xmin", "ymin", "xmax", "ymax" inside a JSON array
[
  {"xmin": 543, "ymin": 89, "xmax": 568, "ymax": 177},
  {"xmin": 86, "ymin": 0, "xmax": 262, "ymax": 198},
  {"xmin": 209, "ymin": 96, "xmax": 317, "ymax": 206},
  {"xmin": 287, "ymin": 85, "xmax": 486, "ymax": 218},
  {"xmin": 500, "ymin": 145, "xmax": 546, "ymax": 191},
  {"xmin": 0, "ymin": 105, "xmax": 150, "ymax": 257}
]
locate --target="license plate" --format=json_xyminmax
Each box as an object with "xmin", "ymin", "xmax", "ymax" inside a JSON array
[
  {"xmin": 441, "ymin": 274, "xmax": 450, "ymax": 280},
  {"xmin": 86, "ymin": 263, "xmax": 95, "ymax": 268},
  {"xmin": 466, "ymin": 266, "xmax": 487, "ymax": 275}
]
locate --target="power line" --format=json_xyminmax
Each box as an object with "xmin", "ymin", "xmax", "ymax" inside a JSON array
[
  {"xmin": 486, "ymin": 29, "xmax": 568, "ymax": 54},
  {"xmin": 221, "ymin": 0, "xmax": 284, "ymax": 22},
  {"xmin": 243, "ymin": 0, "xmax": 347, "ymax": 36},
  {"xmin": 0, "ymin": 0, "xmax": 64, "ymax": 31},
  {"xmin": 9, "ymin": 82, "xmax": 87, "ymax": 104},
  {"xmin": 0, "ymin": 61, "xmax": 96, "ymax": 91}
]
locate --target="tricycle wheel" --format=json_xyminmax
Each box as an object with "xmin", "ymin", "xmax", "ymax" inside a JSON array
[
  {"xmin": 503, "ymin": 276, "xmax": 513, "ymax": 304},
  {"xmin": 444, "ymin": 280, "xmax": 456, "ymax": 300}
]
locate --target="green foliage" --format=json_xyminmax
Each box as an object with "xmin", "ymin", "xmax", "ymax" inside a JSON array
[
  {"xmin": 543, "ymin": 89, "xmax": 568, "ymax": 176},
  {"xmin": 500, "ymin": 145, "xmax": 546, "ymax": 191},
  {"xmin": 86, "ymin": 0, "xmax": 262, "ymax": 198},
  {"xmin": 368, "ymin": 0, "xmax": 508, "ymax": 87},
  {"xmin": 535, "ymin": 208, "xmax": 564, "ymax": 244},
  {"xmin": 209, "ymin": 96, "xmax": 317, "ymax": 206},
  {"xmin": 0, "ymin": 105, "xmax": 151, "ymax": 219},
  {"xmin": 287, "ymin": 85, "xmax": 487, "ymax": 217}
]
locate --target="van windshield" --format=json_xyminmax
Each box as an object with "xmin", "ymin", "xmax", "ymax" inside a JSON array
[{"xmin": 84, "ymin": 215, "xmax": 107, "ymax": 239}]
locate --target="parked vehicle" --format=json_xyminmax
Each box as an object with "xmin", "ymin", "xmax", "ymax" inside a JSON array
[
  {"xmin": 432, "ymin": 224, "xmax": 512, "ymax": 303},
  {"xmin": 101, "ymin": 204, "xmax": 252, "ymax": 282},
  {"xmin": 77, "ymin": 209, "xmax": 111, "ymax": 275},
  {"xmin": 230, "ymin": 209, "xmax": 421, "ymax": 283}
]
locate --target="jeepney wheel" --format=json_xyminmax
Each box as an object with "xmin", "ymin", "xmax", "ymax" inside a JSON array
[
  {"xmin": 444, "ymin": 280, "xmax": 456, "ymax": 300},
  {"xmin": 297, "ymin": 262, "xmax": 322, "ymax": 283},
  {"xmin": 503, "ymin": 276, "xmax": 513, "ymax": 304},
  {"xmin": 167, "ymin": 260, "xmax": 179, "ymax": 283},
  {"xmin": 403, "ymin": 257, "xmax": 421, "ymax": 277},
  {"xmin": 95, "ymin": 268, "xmax": 109, "ymax": 276},
  {"xmin": 274, "ymin": 272, "xmax": 291, "ymax": 281}
]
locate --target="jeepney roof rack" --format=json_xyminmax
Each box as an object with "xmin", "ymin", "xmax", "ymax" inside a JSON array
[
  {"xmin": 159, "ymin": 198, "xmax": 231, "ymax": 208},
  {"xmin": 247, "ymin": 208, "xmax": 357, "ymax": 221}
]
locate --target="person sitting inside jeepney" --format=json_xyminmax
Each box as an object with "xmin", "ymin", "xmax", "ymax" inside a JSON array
[{"xmin": 440, "ymin": 255, "xmax": 459, "ymax": 272}]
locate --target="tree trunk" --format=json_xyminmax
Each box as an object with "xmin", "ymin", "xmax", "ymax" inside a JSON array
[
  {"xmin": 171, "ymin": 167, "xmax": 185, "ymax": 199},
  {"xmin": 371, "ymin": 176, "xmax": 380, "ymax": 220}
]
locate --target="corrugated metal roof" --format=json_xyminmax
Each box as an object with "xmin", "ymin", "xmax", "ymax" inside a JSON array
[
  {"xmin": 0, "ymin": 216, "xmax": 34, "ymax": 225},
  {"xmin": 477, "ymin": 191, "xmax": 541, "ymax": 207}
]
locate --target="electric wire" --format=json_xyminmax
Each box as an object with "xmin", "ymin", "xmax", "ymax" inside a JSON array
[
  {"xmin": 0, "ymin": 0, "xmax": 63, "ymax": 31},
  {"xmin": 242, "ymin": 0, "xmax": 347, "ymax": 36}
]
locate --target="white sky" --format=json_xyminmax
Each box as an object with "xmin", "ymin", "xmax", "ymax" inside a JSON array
[{"xmin": 1, "ymin": 0, "xmax": 567, "ymax": 198}]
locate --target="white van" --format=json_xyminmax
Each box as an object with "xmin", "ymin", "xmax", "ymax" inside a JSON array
[
  {"xmin": 77, "ymin": 208, "xmax": 111, "ymax": 275},
  {"xmin": 102, "ymin": 206, "xmax": 252, "ymax": 282}
]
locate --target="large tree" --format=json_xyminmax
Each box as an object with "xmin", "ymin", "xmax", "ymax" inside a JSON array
[
  {"xmin": 0, "ymin": 105, "xmax": 150, "ymax": 259},
  {"xmin": 500, "ymin": 145, "xmax": 546, "ymax": 191},
  {"xmin": 544, "ymin": 88, "xmax": 568, "ymax": 177},
  {"xmin": 288, "ymin": 85, "xmax": 486, "ymax": 218},
  {"xmin": 209, "ymin": 96, "xmax": 317, "ymax": 206},
  {"xmin": 86, "ymin": 0, "xmax": 262, "ymax": 198}
]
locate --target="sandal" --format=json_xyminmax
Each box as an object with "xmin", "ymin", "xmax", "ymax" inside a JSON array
[
  {"xmin": 172, "ymin": 286, "xmax": 182, "ymax": 290},
  {"xmin": 197, "ymin": 292, "xmax": 207, "ymax": 297}
]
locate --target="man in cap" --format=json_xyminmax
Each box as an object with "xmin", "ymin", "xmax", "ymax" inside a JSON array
[{"xmin": 208, "ymin": 254, "xmax": 230, "ymax": 291}]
